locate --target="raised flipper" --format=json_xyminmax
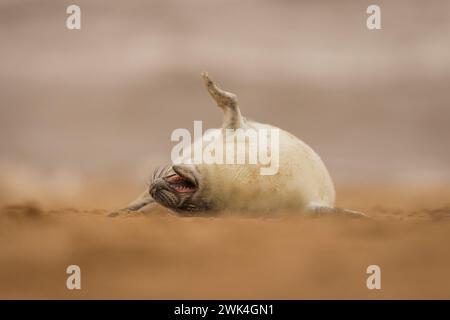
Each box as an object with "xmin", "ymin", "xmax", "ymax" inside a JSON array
[{"xmin": 202, "ymin": 72, "xmax": 246, "ymax": 129}]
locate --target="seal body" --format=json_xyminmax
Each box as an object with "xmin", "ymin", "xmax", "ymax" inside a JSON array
[{"xmin": 182, "ymin": 120, "xmax": 335, "ymax": 213}]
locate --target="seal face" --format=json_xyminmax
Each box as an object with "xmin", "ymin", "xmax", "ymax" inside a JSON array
[{"xmin": 149, "ymin": 165, "xmax": 211, "ymax": 213}]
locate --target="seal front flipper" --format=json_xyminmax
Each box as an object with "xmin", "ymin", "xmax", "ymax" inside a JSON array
[
  {"xmin": 124, "ymin": 189, "xmax": 155, "ymax": 211},
  {"xmin": 108, "ymin": 190, "xmax": 155, "ymax": 217},
  {"xmin": 308, "ymin": 205, "xmax": 369, "ymax": 219}
]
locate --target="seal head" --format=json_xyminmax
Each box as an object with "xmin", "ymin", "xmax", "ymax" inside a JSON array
[{"xmin": 149, "ymin": 164, "xmax": 212, "ymax": 213}]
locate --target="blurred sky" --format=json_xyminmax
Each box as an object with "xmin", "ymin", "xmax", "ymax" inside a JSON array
[{"xmin": 0, "ymin": 0, "xmax": 449, "ymax": 204}]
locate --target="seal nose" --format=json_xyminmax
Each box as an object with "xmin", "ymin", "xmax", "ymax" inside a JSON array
[
  {"xmin": 149, "ymin": 184, "xmax": 156, "ymax": 197},
  {"xmin": 150, "ymin": 179, "xmax": 180, "ymax": 209},
  {"xmin": 149, "ymin": 179, "xmax": 164, "ymax": 198}
]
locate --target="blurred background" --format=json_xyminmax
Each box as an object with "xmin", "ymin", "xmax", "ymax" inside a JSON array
[{"xmin": 0, "ymin": 0, "xmax": 449, "ymax": 209}]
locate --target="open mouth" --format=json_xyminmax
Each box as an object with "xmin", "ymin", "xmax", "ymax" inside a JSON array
[{"xmin": 164, "ymin": 170, "xmax": 198, "ymax": 193}]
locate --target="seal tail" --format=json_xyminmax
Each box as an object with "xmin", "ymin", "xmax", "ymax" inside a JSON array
[{"xmin": 309, "ymin": 205, "xmax": 369, "ymax": 218}]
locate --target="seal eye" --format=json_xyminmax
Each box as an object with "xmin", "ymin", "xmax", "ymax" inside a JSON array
[{"xmin": 164, "ymin": 173, "xmax": 197, "ymax": 193}]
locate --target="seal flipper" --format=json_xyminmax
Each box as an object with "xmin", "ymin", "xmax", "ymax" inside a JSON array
[
  {"xmin": 124, "ymin": 189, "xmax": 155, "ymax": 211},
  {"xmin": 202, "ymin": 72, "xmax": 246, "ymax": 129},
  {"xmin": 308, "ymin": 205, "xmax": 369, "ymax": 218},
  {"xmin": 108, "ymin": 190, "xmax": 155, "ymax": 217}
]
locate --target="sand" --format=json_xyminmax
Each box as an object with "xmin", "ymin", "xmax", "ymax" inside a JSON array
[{"xmin": 0, "ymin": 185, "xmax": 449, "ymax": 299}]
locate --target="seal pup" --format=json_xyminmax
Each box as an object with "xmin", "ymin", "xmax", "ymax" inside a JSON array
[{"xmin": 120, "ymin": 73, "xmax": 366, "ymax": 217}]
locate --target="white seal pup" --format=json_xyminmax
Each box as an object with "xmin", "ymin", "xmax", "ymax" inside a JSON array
[{"xmin": 121, "ymin": 73, "xmax": 366, "ymax": 217}]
